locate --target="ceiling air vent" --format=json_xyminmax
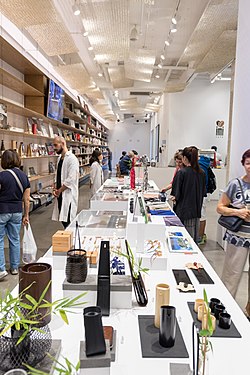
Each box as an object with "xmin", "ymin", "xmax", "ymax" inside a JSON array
[{"xmin": 130, "ymin": 91, "xmax": 150, "ymax": 96}]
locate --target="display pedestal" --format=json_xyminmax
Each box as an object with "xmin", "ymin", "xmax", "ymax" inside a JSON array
[
  {"xmin": 79, "ymin": 340, "xmax": 111, "ymax": 374},
  {"xmin": 63, "ymin": 275, "xmax": 132, "ymax": 309}
]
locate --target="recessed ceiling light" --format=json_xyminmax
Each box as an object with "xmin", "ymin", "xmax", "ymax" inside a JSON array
[
  {"xmin": 72, "ymin": 3, "xmax": 80, "ymax": 16},
  {"xmin": 98, "ymin": 72, "xmax": 103, "ymax": 77},
  {"xmin": 160, "ymin": 54, "xmax": 165, "ymax": 60},
  {"xmin": 83, "ymin": 31, "xmax": 89, "ymax": 37},
  {"xmin": 155, "ymin": 74, "xmax": 160, "ymax": 79},
  {"xmin": 88, "ymin": 46, "xmax": 93, "ymax": 51},
  {"xmin": 158, "ymin": 63, "xmax": 163, "ymax": 69},
  {"xmin": 165, "ymin": 40, "xmax": 170, "ymax": 46}
]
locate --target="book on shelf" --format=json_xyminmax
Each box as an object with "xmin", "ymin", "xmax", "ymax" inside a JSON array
[
  {"xmin": 0, "ymin": 103, "xmax": 7, "ymax": 129},
  {"xmin": 48, "ymin": 123, "xmax": 54, "ymax": 138},
  {"xmin": 45, "ymin": 142, "xmax": 55, "ymax": 155}
]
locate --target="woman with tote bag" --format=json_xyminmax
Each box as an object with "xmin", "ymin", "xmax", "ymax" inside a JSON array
[{"xmin": 0, "ymin": 150, "xmax": 30, "ymax": 279}]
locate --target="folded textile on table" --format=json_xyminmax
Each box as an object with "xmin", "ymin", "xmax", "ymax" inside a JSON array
[
  {"xmin": 150, "ymin": 209, "xmax": 175, "ymax": 216},
  {"xmin": 163, "ymin": 216, "xmax": 184, "ymax": 227}
]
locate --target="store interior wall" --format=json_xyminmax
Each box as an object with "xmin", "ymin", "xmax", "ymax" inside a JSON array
[
  {"xmin": 108, "ymin": 120, "xmax": 150, "ymax": 168},
  {"xmin": 155, "ymin": 78, "xmax": 230, "ymax": 164}
]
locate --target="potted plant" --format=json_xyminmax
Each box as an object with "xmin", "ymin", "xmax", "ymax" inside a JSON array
[
  {"xmin": 0, "ymin": 282, "xmax": 86, "ymax": 371},
  {"xmin": 113, "ymin": 240, "xmax": 149, "ymax": 306},
  {"xmin": 198, "ymin": 289, "xmax": 214, "ymax": 375}
]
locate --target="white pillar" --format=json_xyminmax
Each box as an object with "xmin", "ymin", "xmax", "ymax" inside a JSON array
[{"xmin": 229, "ymin": 0, "xmax": 250, "ymax": 179}]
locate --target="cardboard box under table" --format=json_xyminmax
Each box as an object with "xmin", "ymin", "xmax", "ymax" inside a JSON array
[
  {"xmin": 63, "ymin": 274, "xmax": 132, "ymax": 309},
  {"xmin": 52, "ymin": 230, "xmax": 73, "ymax": 253}
]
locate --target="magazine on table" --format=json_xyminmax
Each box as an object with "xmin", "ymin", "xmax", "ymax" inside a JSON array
[{"xmin": 167, "ymin": 231, "xmax": 197, "ymax": 253}]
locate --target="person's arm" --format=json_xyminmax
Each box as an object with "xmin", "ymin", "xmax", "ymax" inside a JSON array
[
  {"xmin": 217, "ymin": 192, "xmax": 250, "ymax": 219},
  {"xmin": 22, "ymin": 188, "xmax": 30, "ymax": 225},
  {"xmin": 90, "ymin": 163, "xmax": 97, "ymax": 186}
]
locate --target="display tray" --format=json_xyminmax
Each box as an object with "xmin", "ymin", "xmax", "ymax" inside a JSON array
[
  {"xmin": 172, "ymin": 269, "xmax": 195, "ymax": 293},
  {"xmin": 163, "ymin": 216, "xmax": 184, "ymax": 227},
  {"xmin": 85, "ymin": 214, "xmax": 127, "ymax": 228},
  {"xmin": 102, "ymin": 193, "xmax": 128, "ymax": 201},
  {"xmin": 170, "ymin": 363, "xmax": 192, "ymax": 375},
  {"xmin": 191, "ymin": 268, "xmax": 214, "ymax": 284},
  {"xmin": 187, "ymin": 302, "xmax": 241, "ymax": 338},
  {"xmin": 138, "ymin": 315, "xmax": 189, "ymax": 358}
]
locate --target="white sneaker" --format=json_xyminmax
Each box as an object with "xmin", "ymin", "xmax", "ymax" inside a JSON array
[{"xmin": 0, "ymin": 270, "xmax": 8, "ymax": 280}]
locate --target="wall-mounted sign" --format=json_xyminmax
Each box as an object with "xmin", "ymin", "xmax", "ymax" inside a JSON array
[{"xmin": 216, "ymin": 120, "xmax": 224, "ymax": 137}]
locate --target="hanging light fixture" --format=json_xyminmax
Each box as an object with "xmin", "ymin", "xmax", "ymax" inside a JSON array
[
  {"xmin": 130, "ymin": 25, "xmax": 139, "ymax": 41},
  {"xmin": 72, "ymin": 1, "xmax": 80, "ymax": 16}
]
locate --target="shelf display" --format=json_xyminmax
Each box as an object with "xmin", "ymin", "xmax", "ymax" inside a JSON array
[{"xmin": 0, "ymin": 36, "xmax": 109, "ymax": 193}]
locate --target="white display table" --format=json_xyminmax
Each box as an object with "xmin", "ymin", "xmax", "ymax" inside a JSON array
[{"xmin": 37, "ymin": 182, "xmax": 250, "ymax": 374}]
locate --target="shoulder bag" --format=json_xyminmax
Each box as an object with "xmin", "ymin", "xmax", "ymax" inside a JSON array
[
  {"xmin": 218, "ymin": 178, "xmax": 247, "ymax": 232},
  {"xmin": 6, "ymin": 169, "xmax": 24, "ymax": 193}
]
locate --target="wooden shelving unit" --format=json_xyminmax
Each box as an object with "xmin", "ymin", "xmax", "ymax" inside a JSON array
[{"xmin": 0, "ymin": 36, "xmax": 108, "ymax": 189}]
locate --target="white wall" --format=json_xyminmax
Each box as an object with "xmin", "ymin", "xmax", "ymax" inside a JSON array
[
  {"xmin": 108, "ymin": 120, "xmax": 150, "ymax": 167},
  {"xmin": 167, "ymin": 78, "xmax": 230, "ymax": 162},
  {"xmin": 229, "ymin": 0, "xmax": 250, "ymax": 179}
]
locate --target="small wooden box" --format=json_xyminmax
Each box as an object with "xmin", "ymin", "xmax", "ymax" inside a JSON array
[
  {"xmin": 52, "ymin": 230, "xmax": 73, "ymax": 252},
  {"xmin": 86, "ymin": 250, "xmax": 98, "ymax": 265}
]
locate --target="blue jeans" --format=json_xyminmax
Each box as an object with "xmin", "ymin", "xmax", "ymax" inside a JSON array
[{"xmin": 0, "ymin": 213, "xmax": 22, "ymax": 271}]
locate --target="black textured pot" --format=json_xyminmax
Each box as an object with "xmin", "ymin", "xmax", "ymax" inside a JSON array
[
  {"xmin": 83, "ymin": 306, "xmax": 106, "ymax": 357},
  {"xmin": 132, "ymin": 273, "xmax": 148, "ymax": 307},
  {"xmin": 66, "ymin": 249, "xmax": 87, "ymax": 284},
  {"xmin": 0, "ymin": 325, "xmax": 51, "ymax": 371},
  {"xmin": 159, "ymin": 305, "xmax": 176, "ymax": 348},
  {"xmin": 19, "ymin": 263, "xmax": 52, "ymax": 326}
]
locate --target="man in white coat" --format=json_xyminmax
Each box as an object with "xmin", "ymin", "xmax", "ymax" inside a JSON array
[{"xmin": 52, "ymin": 136, "xmax": 79, "ymax": 228}]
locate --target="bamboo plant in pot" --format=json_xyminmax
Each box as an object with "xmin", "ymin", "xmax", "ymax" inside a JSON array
[
  {"xmin": 113, "ymin": 240, "xmax": 149, "ymax": 306},
  {"xmin": 0, "ymin": 282, "xmax": 86, "ymax": 371}
]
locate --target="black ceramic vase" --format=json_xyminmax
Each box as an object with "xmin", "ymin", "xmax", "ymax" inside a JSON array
[
  {"xmin": 132, "ymin": 273, "xmax": 148, "ymax": 307},
  {"xmin": 19, "ymin": 262, "xmax": 52, "ymax": 326},
  {"xmin": 66, "ymin": 249, "xmax": 87, "ymax": 283},
  {"xmin": 97, "ymin": 241, "xmax": 110, "ymax": 316},
  {"xmin": 83, "ymin": 306, "xmax": 106, "ymax": 357},
  {"xmin": 159, "ymin": 305, "xmax": 176, "ymax": 348}
]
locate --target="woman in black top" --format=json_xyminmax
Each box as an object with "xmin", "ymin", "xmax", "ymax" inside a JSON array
[
  {"xmin": 171, "ymin": 146, "xmax": 206, "ymax": 243},
  {"xmin": 0, "ymin": 150, "xmax": 30, "ymax": 279}
]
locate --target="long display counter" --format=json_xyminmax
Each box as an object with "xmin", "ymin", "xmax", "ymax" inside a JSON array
[{"xmin": 37, "ymin": 180, "xmax": 250, "ymax": 374}]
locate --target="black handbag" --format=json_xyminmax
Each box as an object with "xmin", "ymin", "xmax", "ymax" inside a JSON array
[{"xmin": 218, "ymin": 178, "xmax": 246, "ymax": 232}]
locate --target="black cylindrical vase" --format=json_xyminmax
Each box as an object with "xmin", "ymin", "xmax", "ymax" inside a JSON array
[
  {"xmin": 83, "ymin": 306, "xmax": 106, "ymax": 357},
  {"xmin": 66, "ymin": 249, "xmax": 87, "ymax": 283},
  {"xmin": 19, "ymin": 263, "xmax": 52, "ymax": 326},
  {"xmin": 159, "ymin": 305, "xmax": 176, "ymax": 348},
  {"xmin": 132, "ymin": 273, "xmax": 148, "ymax": 307}
]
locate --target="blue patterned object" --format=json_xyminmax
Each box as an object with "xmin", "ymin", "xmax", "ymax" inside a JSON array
[{"xmin": 111, "ymin": 256, "xmax": 125, "ymax": 275}]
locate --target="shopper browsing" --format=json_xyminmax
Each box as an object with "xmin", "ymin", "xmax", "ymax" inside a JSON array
[
  {"xmin": 161, "ymin": 150, "xmax": 183, "ymax": 192},
  {"xmin": 0, "ymin": 150, "xmax": 30, "ymax": 279},
  {"xmin": 52, "ymin": 136, "xmax": 79, "ymax": 229},
  {"xmin": 119, "ymin": 151, "xmax": 126, "ymax": 160},
  {"xmin": 171, "ymin": 146, "xmax": 206, "ymax": 243},
  {"xmin": 119, "ymin": 150, "xmax": 134, "ymax": 176},
  {"xmin": 217, "ymin": 149, "xmax": 250, "ymax": 319},
  {"xmin": 90, "ymin": 150, "xmax": 104, "ymax": 196},
  {"xmin": 106, "ymin": 147, "xmax": 112, "ymax": 172}
]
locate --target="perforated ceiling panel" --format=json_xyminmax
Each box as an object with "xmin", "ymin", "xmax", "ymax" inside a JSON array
[
  {"xmin": 26, "ymin": 23, "xmax": 78, "ymax": 56},
  {"xmin": 0, "ymin": 0, "xmax": 78, "ymax": 56},
  {"xmin": 80, "ymin": 0, "xmax": 129, "ymax": 64},
  {"xmin": 0, "ymin": 0, "xmax": 60, "ymax": 27},
  {"xmin": 125, "ymin": 49, "xmax": 156, "ymax": 82},
  {"xmin": 55, "ymin": 63, "xmax": 92, "ymax": 92},
  {"xmin": 196, "ymin": 30, "xmax": 236, "ymax": 73},
  {"xmin": 179, "ymin": 0, "xmax": 238, "ymax": 71},
  {"xmin": 108, "ymin": 66, "xmax": 134, "ymax": 89}
]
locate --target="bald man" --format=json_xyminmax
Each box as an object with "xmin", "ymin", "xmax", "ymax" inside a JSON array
[{"xmin": 52, "ymin": 136, "xmax": 79, "ymax": 228}]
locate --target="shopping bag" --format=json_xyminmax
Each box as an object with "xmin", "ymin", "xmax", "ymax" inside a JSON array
[{"xmin": 22, "ymin": 223, "xmax": 37, "ymax": 263}]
